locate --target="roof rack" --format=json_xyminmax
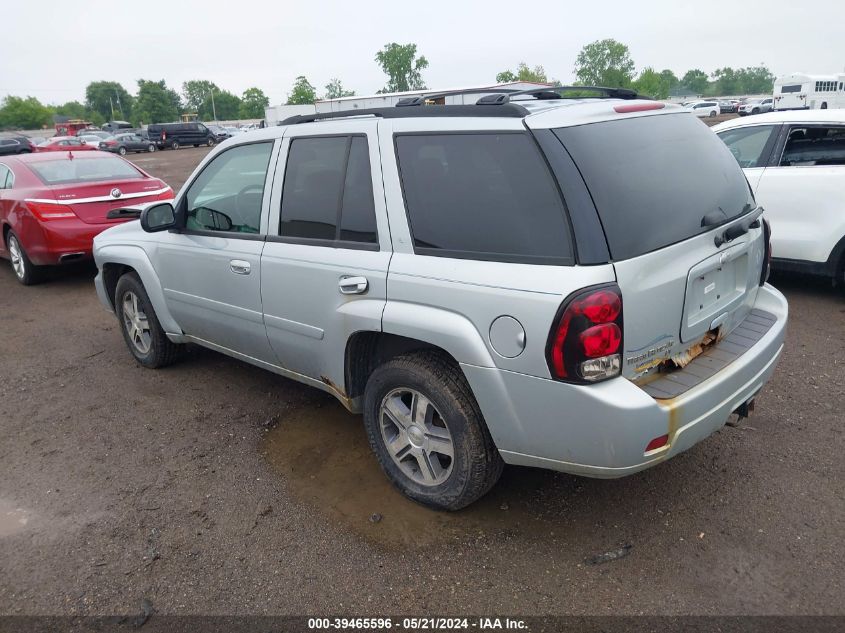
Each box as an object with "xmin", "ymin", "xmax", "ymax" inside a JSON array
[
  {"xmin": 477, "ymin": 85, "xmax": 642, "ymax": 105},
  {"xmin": 395, "ymin": 87, "xmax": 523, "ymax": 107},
  {"xmin": 280, "ymin": 103, "xmax": 530, "ymax": 125}
]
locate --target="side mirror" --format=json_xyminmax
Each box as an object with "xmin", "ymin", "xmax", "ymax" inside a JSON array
[{"xmin": 140, "ymin": 202, "xmax": 177, "ymax": 233}]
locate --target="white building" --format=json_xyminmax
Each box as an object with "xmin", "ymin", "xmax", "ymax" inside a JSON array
[{"xmin": 265, "ymin": 81, "xmax": 553, "ymax": 124}]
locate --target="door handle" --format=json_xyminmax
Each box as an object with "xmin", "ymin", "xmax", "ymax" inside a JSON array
[
  {"xmin": 230, "ymin": 259, "xmax": 251, "ymax": 275},
  {"xmin": 339, "ymin": 276, "xmax": 368, "ymax": 295}
]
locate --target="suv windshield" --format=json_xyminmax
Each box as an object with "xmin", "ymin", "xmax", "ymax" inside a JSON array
[{"xmin": 554, "ymin": 114, "xmax": 755, "ymax": 260}]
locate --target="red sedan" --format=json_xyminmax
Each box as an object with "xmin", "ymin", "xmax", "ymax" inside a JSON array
[
  {"xmin": 36, "ymin": 136, "xmax": 98, "ymax": 152},
  {"xmin": 0, "ymin": 152, "xmax": 173, "ymax": 284}
]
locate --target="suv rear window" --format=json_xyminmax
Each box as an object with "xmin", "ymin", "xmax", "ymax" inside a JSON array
[
  {"xmin": 395, "ymin": 133, "xmax": 573, "ymax": 264},
  {"xmin": 27, "ymin": 154, "xmax": 144, "ymax": 185},
  {"xmin": 554, "ymin": 114, "xmax": 755, "ymax": 261}
]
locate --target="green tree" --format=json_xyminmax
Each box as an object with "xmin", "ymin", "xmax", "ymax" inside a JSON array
[
  {"xmin": 375, "ymin": 43, "xmax": 428, "ymax": 93},
  {"xmin": 633, "ymin": 67, "xmax": 670, "ymax": 99},
  {"xmin": 198, "ymin": 90, "xmax": 241, "ymax": 121},
  {"xmin": 659, "ymin": 69, "xmax": 679, "ymax": 89},
  {"xmin": 239, "ymin": 87, "xmax": 270, "ymax": 119},
  {"xmin": 735, "ymin": 65, "xmax": 775, "ymax": 94},
  {"xmin": 85, "ymin": 81, "xmax": 133, "ymax": 121},
  {"xmin": 574, "ymin": 39, "xmax": 635, "ymax": 88},
  {"xmin": 54, "ymin": 101, "xmax": 87, "ymax": 119},
  {"xmin": 0, "ymin": 96, "xmax": 53, "ymax": 129},
  {"xmin": 681, "ymin": 69, "xmax": 709, "ymax": 95},
  {"xmin": 286, "ymin": 76, "xmax": 317, "ymax": 105},
  {"xmin": 182, "ymin": 80, "xmax": 219, "ymax": 113},
  {"xmin": 496, "ymin": 62, "xmax": 550, "ymax": 84},
  {"xmin": 712, "ymin": 67, "xmax": 740, "ymax": 95},
  {"xmin": 324, "ymin": 78, "xmax": 355, "ymax": 99},
  {"xmin": 134, "ymin": 79, "xmax": 181, "ymax": 124}
]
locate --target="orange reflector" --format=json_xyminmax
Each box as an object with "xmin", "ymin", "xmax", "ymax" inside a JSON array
[
  {"xmin": 645, "ymin": 434, "xmax": 669, "ymax": 453},
  {"xmin": 614, "ymin": 102, "xmax": 666, "ymax": 113}
]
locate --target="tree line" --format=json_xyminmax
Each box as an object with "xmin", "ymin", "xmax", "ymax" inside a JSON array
[{"xmin": 0, "ymin": 39, "xmax": 775, "ymax": 130}]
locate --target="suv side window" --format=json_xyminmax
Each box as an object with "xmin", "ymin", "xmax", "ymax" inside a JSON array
[
  {"xmin": 717, "ymin": 125, "xmax": 778, "ymax": 168},
  {"xmin": 279, "ymin": 135, "xmax": 377, "ymax": 245},
  {"xmin": 395, "ymin": 133, "xmax": 573, "ymax": 264},
  {"xmin": 780, "ymin": 126, "xmax": 845, "ymax": 166},
  {"xmin": 185, "ymin": 142, "xmax": 273, "ymax": 234}
]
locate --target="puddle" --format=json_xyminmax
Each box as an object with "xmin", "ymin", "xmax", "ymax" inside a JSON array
[
  {"xmin": 0, "ymin": 499, "xmax": 31, "ymax": 537},
  {"xmin": 262, "ymin": 400, "xmax": 570, "ymax": 548}
]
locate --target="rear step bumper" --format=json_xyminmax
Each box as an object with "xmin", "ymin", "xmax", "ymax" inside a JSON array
[{"xmin": 462, "ymin": 284, "xmax": 788, "ymax": 478}]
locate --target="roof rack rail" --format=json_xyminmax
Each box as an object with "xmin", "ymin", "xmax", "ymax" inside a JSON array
[
  {"xmin": 280, "ymin": 103, "xmax": 530, "ymax": 125},
  {"xmin": 395, "ymin": 87, "xmax": 523, "ymax": 107},
  {"xmin": 477, "ymin": 85, "xmax": 643, "ymax": 105}
]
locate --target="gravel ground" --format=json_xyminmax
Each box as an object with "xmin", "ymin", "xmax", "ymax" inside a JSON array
[{"xmin": 0, "ymin": 139, "xmax": 843, "ymax": 617}]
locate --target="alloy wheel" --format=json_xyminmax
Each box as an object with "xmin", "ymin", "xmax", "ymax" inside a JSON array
[
  {"xmin": 379, "ymin": 388, "xmax": 454, "ymax": 486},
  {"xmin": 8, "ymin": 235, "xmax": 25, "ymax": 280},
  {"xmin": 121, "ymin": 291, "xmax": 152, "ymax": 354}
]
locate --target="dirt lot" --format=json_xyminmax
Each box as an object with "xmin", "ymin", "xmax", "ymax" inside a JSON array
[{"xmin": 1, "ymin": 140, "xmax": 844, "ymax": 618}]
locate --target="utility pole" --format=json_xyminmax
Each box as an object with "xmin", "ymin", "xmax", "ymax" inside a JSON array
[
  {"xmin": 115, "ymin": 90, "xmax": 123, "ymax": 118},
  {"xmin": 210, "ymin": 89, "xmax": 217, "ymax": 122},
  {"xmin": 109, "ymin": 96, "xmax": 115, "ymax": 120}
]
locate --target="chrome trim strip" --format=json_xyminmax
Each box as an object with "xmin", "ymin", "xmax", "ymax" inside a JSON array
[{"xmin": 25, "ymin": 187, "xmax": 172, "ymax": 205}]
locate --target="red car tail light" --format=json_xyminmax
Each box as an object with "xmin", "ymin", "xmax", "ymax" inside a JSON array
[
  {"xmin": 25, "ymin": 201, "xmax": 77, "ymax": 221},
  {"xmin": 154, "ymin": 187, "xmax": 174, "ymax": 201},
  {"xmin": 547, "ymin": 284, "xmax": 624, "ymax": 383}
]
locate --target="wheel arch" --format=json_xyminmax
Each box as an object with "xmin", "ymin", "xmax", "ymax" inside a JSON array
[{"xmin": 96, "ymin": 245, "xmax": 183, "ymax": 334}]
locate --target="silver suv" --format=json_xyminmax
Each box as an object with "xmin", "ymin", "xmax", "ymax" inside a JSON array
[{"xmin": 93, "ymin": 87, "xmax": 788, "ymax": 510}]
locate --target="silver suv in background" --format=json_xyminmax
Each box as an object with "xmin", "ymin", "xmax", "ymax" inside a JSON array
[
  {"xmin": 93, "ymin": 87, "xmax": 788, "ymax": 510},
  {"xmin": 739, "ymin": 98, "xmax": 774, "ymax": 116}
]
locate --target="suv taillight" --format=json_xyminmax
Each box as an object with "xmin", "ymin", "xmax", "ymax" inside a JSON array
[
  {"xmin": 546, "ymin": 284, "xmax": 624, "ymax": 383},
  {"xmin": 760, "ymin": 218, "xmax": 772, "ymax": 285}
]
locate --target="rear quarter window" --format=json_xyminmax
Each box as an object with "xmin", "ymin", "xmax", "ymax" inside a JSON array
[
  {"xmin": 554, "ymin": 114, "xmax": 755, "ymax": 261},
  {"xmin": 395, "ymin": 132, "xmax": 573, "ymax": 264}
]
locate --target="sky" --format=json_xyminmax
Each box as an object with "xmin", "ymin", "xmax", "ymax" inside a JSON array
[{"xmin": 2, "ymin": 0, "xmax": 844, "ymax": 107}]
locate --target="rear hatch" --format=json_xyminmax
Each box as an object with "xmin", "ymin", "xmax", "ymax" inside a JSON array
[
  {"xmin": 27, "ymin": 153, "xmax": 170, "ymax": 225},
  {"xmin": 551, "ymin": 111, "xmax": 766, "ymax": 381}
]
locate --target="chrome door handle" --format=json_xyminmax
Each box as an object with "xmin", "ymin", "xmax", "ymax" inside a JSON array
[
  {"xmin": 339, "ymin": 276, "xmax": 368, "ymax": 295},
  {"xmin": 230, "ymin": 260, "xmax": 251, "ymax": 275}
]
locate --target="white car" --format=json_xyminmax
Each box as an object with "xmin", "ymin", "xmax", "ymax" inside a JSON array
[
  {"xmin": 713, "ymin": 109, "xmax": 845, "ymax": 284},
  {"xmin": 685, "ymin": 100, "xmax": 721, "ymax": 118},
  {"xmin": 738, "ymin": 99, "xmax": 774, "ymax": 116}
]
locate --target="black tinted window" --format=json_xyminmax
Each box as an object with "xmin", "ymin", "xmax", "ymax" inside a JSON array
[
  {"xmin": 340, "ymin": 137, "xmax": 377, "ymax": 243},
  {"xmin": 555, "ymin": 114, "xmax": 755, "ymax": 260},
  {"xmin": 780, "ymin": 126, "xmax": 845, "ymax": 166},
  {"xmin": 280, "ymin": 136, "xmax": 377, "ymax": 244},
  {"xmin": 395, "ymin": 133, "xmax": 572, "ymax": 264}
]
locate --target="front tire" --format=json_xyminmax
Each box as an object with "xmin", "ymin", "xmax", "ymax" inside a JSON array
[
  {"xmin": 206, "ymin": 137, "xmax": 215, "ymax": 147},
  {"xmin": 6, "ymin": 231, "xmax": 42, "ymax": 285},
  {"xmin": 710, "ymin": 110, "xmax": 717, "ymax": 117},
  {"xmin": 115, "ymin": 272, "xmax": 182, "ymax": 368},
  {"xmin": 170, "ymin": 140, "xmax": 180, "ymax": 150},
  {"xmin": 363, "ymin": 351, "xmax": 503, "ymax": 510},
  {"xmin": 752, "ymin": 108, "xmax": 760, "ymax": 115},
  {"xmin": 118, "ymin": 146, "xmax": 127, "ymax": 156}
]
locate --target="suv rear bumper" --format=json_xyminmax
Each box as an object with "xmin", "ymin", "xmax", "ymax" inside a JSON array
[{"xmin": 462, "ymin": 284, "xmax": 787, "ymax": 478}]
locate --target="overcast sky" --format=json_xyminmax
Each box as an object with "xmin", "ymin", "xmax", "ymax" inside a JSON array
[{"xmin": 3, "ymin": 0, "xmax": 844, "ymax": 106}]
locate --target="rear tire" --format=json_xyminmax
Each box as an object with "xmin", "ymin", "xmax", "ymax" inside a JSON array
[
  {"xmin": 118, "ymin": 146, "xmax": 127, "ymax": 156},
  {"xmin": 6, "ymin": 231, "xmax": 42, "ymax": 285},
  {"xmin": 170, "ymin": 140, "xmax": 180, "ymax": 150},
  {"xmin": 206, "ymin": 137, "xmax": 215, "ymax": 147},
  {"xmin": 147, "ymin": 144, "xmax": 156, "ymax": 153},
  {"xmin": 363, "ymin": 351, "xmax": 503, "ymax": 510},
  {"xmin": 115, "ymin": 272, "xmax": 182, "ymax": 368},
  {"xmin": 821, "ymin": 102, "xmax": 828, "ymax": 110}
]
